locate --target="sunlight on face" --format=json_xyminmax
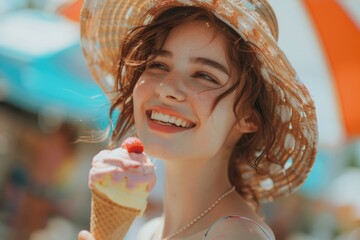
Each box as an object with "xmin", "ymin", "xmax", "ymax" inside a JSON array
[{"xmin": 133, "ymin": 21, "xmax": 243, "ymax": 163}]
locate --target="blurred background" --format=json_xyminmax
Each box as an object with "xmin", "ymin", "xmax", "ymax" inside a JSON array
[{"xmin": 0, "ymin": 0, "xmax": 359, "ymax": 239}]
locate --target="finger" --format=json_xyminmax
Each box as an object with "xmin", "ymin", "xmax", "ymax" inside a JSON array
[
  {"xmin": 94, "ymin": 149, "xmax": 141, "ymax": 167},
  {"xmin": 103, "ymin": 158, "xmax": 141, "ymax": 168},
  {"xmin": 78, "ymin": 230, "xmax": 95, "ymax": 240},
  {"xmin": 129, "ymin": 152, "xmax": 148, "ymax": 162}
]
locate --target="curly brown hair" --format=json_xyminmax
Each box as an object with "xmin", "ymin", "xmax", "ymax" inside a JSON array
[{"xmin": 109, "ymin": 6, "xmax": 275, "ymax": 202}]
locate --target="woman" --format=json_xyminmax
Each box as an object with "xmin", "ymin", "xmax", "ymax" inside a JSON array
[{"xmin": 79, "ymin": 0, "xmax": 318, "ymax": 239}]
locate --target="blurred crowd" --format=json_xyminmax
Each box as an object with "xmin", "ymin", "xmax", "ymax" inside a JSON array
[{"xmin": 0, "ymin": 0, "xmax": 359, "ymax": 240}]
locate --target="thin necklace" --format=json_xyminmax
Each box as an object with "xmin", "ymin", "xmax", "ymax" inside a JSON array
[{"xmin": 161, "ymin": 186, "xmax": 236, "ymax": 240}]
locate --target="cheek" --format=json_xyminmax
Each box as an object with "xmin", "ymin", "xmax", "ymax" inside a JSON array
[
  {"xmin": 192, "ymin": 90, "xmax": 236, "ymax": 121},
  {"xmin": 133, "ymin": 77, "xmax": 147, "ymax": 96},
  {"xmin": 133, "ymin": 76, "xmax": 155, "ymax": 103},
  {"xmin": 198, "ymin": 92, "xmax": 238, "ymax": 136},
  {"xmin": 132, "ymin": 84, "xmax": 141, "ymax": 116},
  {"xmin": 133, "ymin": 77, "xmax": 152, "ymax": 121},
  {"xmin": 191, "ymin": 91, "xmax": 219, "ymax": 118}
]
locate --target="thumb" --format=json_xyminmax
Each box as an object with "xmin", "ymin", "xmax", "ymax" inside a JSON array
[{"xmin": 78, "ymin": 230, "xmax": 95, "ymax": 240}]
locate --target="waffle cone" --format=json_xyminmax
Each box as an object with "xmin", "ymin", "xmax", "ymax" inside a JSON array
[{"xmin": 90, "ymin": 189, "xmax": 141, "ymax": 240}]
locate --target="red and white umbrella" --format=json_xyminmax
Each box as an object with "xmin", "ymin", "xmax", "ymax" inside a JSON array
[{"xmin": 270, "ymin": 0, "xmax": 360, "ymax": 147}]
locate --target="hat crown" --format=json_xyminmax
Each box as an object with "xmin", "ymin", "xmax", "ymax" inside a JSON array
[
  {"xmin": 147, "ymin": 0, "xmax": 279, "ymax": 41},
  {"xmin": 248, "ymin": 0, "xmax": 279, "ymax": 40}
]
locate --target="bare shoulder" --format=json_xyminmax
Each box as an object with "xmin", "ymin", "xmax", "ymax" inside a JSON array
[{"xmin": 204, "ymin": 215, "xmax": 275, "ymax": 240}]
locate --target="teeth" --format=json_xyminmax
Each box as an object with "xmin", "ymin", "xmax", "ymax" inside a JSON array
[
  {"xmin": 175, "ymin": 118, "xmax": 182, "ymax": 126},
  {"xmin": 150, "ymin": 110, "xmax": 192, "ymax": 128}
]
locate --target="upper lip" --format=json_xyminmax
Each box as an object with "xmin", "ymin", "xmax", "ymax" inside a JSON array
[{"xmin": 146, "ymin": 106, "xmax": 196, "ymax": 128}]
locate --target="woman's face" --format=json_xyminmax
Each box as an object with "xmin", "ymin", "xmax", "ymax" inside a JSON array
[{"xmin": 133, "ymin": 20, "xmax": 248, "ymax": 162}]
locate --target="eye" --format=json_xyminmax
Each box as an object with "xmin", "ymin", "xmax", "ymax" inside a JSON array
[
  {"xmin": 193, "ymin": 72, "xmax": 220, "ymax": 85},
  {"xmin": 147, "ymin": 61, "xmax": 169, "ymax": 71}
]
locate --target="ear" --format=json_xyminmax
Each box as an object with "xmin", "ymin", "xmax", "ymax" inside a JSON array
[{"xmin": 236, "ymin": 112, "xmax": 259, "ymax": 133}]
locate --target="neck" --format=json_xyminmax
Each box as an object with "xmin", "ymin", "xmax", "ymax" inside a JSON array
[{"xmin": 160, "ymin": 153, "xmax": 233, "ymax": 238}]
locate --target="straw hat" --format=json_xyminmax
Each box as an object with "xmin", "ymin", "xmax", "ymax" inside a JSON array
[{"xmin": 80, "ymin": 0, "xmax": 318, "ymax": 205}]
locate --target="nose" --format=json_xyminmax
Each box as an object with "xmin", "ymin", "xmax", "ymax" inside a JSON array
[{"xmin": 155, "ymin": 74, "xmax": 186, "ymax": 102}]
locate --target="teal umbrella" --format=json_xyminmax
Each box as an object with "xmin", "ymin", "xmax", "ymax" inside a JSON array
[{"xmin": 0, "ymin": 10, "xmax": 110, "ymax": 127}]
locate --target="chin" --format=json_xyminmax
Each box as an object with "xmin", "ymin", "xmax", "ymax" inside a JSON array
[
  {"xmin": 144, "ymin": 144, "xmax": 178, "ymax": 161},
  {"xmin": 141, "ymin": 141, "xmax": 186, "ymax": 162}
]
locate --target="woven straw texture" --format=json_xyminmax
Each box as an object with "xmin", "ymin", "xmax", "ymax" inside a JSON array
[
  {"xmin": 91, "ymin": 189, "xmax": 140, "ymax": 240},
  {"xmin": 81, "ymin": 0, "xmax": 318, "ymax": 205}
]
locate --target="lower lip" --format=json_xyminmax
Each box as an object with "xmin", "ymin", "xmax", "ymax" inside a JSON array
[{"xmin": 146, "ymin": 117, "xmax": 191, "ymax": 133}]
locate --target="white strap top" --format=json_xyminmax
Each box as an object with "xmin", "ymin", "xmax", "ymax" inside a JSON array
[{"xmin": 138, "ymin": 216, "xmax": 274, "ymax": 240}]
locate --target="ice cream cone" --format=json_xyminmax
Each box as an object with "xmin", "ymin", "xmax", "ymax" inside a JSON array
[{"xmin": 90, "ymin": 189, "xmax": 141, "ymax": 240}]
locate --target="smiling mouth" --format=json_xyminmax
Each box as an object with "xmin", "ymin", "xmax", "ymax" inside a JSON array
[{"xmin": 146, "ymin": 110, "xmax": 196, "ymax": 129}]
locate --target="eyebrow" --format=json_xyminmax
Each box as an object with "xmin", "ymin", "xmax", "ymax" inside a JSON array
[
  {"xmin": 190, "ymin": 57, "xmax": 230, "ymax": 76},
  {"xmin": 153, "ymin": 49, "xmax": 172, "ymax": 58},
  {"xmin": 153, "ymin": 49, "xmax": 230, "ymax": 76}
]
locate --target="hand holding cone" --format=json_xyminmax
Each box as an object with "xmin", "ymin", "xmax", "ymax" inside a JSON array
[{"xmin": 89, "ymin": 137, "xmax": 156, "ymax": 240}]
